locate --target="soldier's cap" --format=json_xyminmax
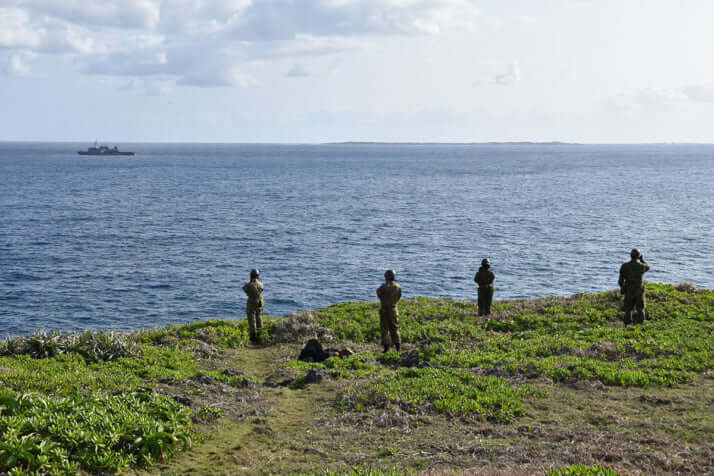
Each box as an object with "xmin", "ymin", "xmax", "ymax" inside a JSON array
[
  {"xmin": 630, "ymin": 249, "xmax": 641, "ymax": 259},
  {"xmin": 481, "ymin": 258, "xmax": 490, "ymax": 267},
  {"xmin": 384, "ymin": 269, "xmax": 396, "ymax": 280},
  {"xmin": 250, "ymin": 268, "xmax": 260, "ymax": 277}
]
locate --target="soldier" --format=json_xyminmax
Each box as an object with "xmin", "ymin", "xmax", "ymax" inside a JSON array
[
  {"xmin": 474, "ymin": 258, "xmax": 495, "ymax": 316},
  {"xmin": 242, "ymin": 268, "xmax": 264, "ymax": 343},
  {"xmin": 618, "ymin": 249, "xmax": 650, "ymax": 325},
  {"xmin": 377, "ymin": 269, "xmax": 402, "ymax": 353}
]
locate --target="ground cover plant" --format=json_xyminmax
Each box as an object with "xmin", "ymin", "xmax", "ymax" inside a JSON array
[
  {"xmin": 0, "ymin": 282, "xmax": 711, "ymax": 474},
  {"xmin": 315, "ymin": 283, "xmax": 713, "ymax": 389},
  {"xmin": 343, "ymin": 367, "xmax": 538, "ymax": 423},
  {"xmin": 0, "ymin": 391, "xmax": 193, "ymax": 474},
  {"xmin": 288, "ymin": 352, "xmax": 388, "ymax": 383},
  {"xmin": 0, "ymin": 321, "xmax": 262, "ymax": 474}
]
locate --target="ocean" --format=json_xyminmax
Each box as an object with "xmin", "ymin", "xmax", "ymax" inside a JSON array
[{"xmin": 1, "ymin": 142, "xmax": 712, "ymax": 336}]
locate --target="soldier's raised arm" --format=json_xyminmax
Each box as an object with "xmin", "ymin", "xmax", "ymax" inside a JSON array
[{"xmin": 640, "ymin": 256, "xmax": 650, "ymax": 272}]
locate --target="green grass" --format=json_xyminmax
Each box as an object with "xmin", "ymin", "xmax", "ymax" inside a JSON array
[
  {"xmin": 314, "ymin": 297, "xmax": 481, "ymax": 344},
  {"xmin": 0, "ymin": 323, "xmax": 262, "ymax": 474},
  {"xmin": 288, "ymin": 353, "xmax": 388, "ymax": 383},
  {"xmin": 344, "ymin": 367, "xmax": 538, "ymax": 423},
  {"xmin": 137, "ymin": 319, "xmax": 253, "ymax": 348},
  {"xmin": 315, "ymin": 283, "xmax": 714, "ymax": 388},
  {"xmin": 0, "ymin": 282, "xmax": 711, "ymax": 474},
  {"xmin": 0, "ymin": 345, "xmax": 201, "ymax": 396},
  {"xmin": 548, "ymin": 464, "xmax": 622, "ymax": 475}
]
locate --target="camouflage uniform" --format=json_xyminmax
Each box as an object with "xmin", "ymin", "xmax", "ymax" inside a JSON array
[
  {"xmin": 618, "ymin": 258, "xmax": 650, "ymax": 324},
  {"xmin": 377, "ymin": 281, "xmax": 402, "ymax": 349},
  {"xmin": 243, "ymin": 280, "xmax": 264, "ymax": 342},
  {"xmin": 474, "ymin": 266, "xmax": 495, "ymax": 316}
]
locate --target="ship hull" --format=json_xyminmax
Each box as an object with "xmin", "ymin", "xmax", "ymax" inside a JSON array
[{"xmin": 78, "ymin": 151, "xmax": 135, "ymax": 156}]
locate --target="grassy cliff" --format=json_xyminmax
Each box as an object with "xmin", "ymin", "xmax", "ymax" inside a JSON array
[{"xmin": 0, "ymin": 282, "xmax": 712, "ymax": 475}]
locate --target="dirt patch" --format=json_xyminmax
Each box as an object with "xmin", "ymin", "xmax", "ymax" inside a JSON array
[
  {"xmin": 270, "ymin": 311, "xmax": 335, "ymax": 344},
  {"xmin": 571, "ymin": 341, "xmax": 623, "ymax": 361},
  {"xmin": 155, "ymin": 377, "xmax": 263, "ymax": 416},
  {"xmin": 639, "ymin": 394, "xmax": 673, "ymax": 405}
]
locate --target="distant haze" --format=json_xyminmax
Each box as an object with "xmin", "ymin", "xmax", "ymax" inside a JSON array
[{"xmin": 1, "ymin": 1, "xmax": 714, "ymax": 143}]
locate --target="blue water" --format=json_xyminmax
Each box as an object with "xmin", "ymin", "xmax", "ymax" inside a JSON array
[{"xmin": 1, "ymin": 142, "xmax": 713, "ymax": 336}]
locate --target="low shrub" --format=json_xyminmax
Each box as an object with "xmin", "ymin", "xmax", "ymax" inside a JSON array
[
  {"xmin": 0, "ymin": 390, "xmax": 195, "ymax": 474},
  {"xmin": 0, "ymin": 330, "xmax": 140, "ymax": 362}
]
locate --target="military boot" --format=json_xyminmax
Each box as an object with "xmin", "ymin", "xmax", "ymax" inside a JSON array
[
  {"xmin": 383, "ymin": 344, "xmax": 390, "ymax": 353},
  {"xmin": 623, "ymin": 312, "xmax": 632, "ymax": 326}
]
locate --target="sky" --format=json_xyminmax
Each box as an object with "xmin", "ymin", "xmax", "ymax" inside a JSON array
[{"xmin": 1, "ymin": 0, "xmax": 714, "ymax": 143}]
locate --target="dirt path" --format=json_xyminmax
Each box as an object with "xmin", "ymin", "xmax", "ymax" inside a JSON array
[
  {"xmin": 131, "ymin": 343, "xmax": 714, "ymax": 476},
  {"xmin": 136, "ymin": 344, "xmax": 340, "ymax": 475}
]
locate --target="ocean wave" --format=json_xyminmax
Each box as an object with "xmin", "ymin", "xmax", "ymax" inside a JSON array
[
  {"xmin": 5, "ymin": 271, "xmax": 45, "ymax": 282},
  {"xmin": 2, "ymin": 143, "xmax": 713, "ymax": 335}
]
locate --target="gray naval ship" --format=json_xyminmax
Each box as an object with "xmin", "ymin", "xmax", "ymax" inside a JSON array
[{"xmin": 78, "ymin": 142, "xmax": 134, "ymax": 156}]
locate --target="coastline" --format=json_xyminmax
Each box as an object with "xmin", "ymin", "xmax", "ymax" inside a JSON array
[{"xmin": 0, "ymin": 283, "xmax": 712, "ymax": 475}]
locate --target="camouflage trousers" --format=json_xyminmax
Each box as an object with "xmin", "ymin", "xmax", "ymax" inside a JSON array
[
  {"xmin": 623, "ymin": 292, "xmax": 646, "ymax": 324},
  {"xmin": 379, "ymin": 308, "xmax": 401, "ymax": 347},
  {"xmin": 246, "ymin": 302, "xmax": 263, "ymax": 341},
  {"xmin": 478, "ymin": 287, "xmax": 494, "ymax": 316}
]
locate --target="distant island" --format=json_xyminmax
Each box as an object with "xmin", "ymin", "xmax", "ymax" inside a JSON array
[{"xmin": 327, "ymin": 141, "xmax": 581, "ymax": 145}]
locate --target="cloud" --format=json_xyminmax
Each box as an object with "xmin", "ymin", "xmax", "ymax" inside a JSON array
[
  {"xmin": 495, "ymin": 61, "xmax": 520, "ymax": 86},
  {"xmin": 4, "ymin": 52, "xmax": 33, "ymax": 75},
  {"xmin": 632, "ymin": 89, "xmax": 681, "ymax": 108},
  {"xmin": 222, "ymin": 0, "xmax": 480, "ymax": 40},
  {"xmin": 6, "ymin": 0, "xmax": 161, "ymax": 30},
  {"xmin": 178, "ymin": 65, "xmax": 258, "ymax": 88},
  {"xmin": 286, "ymin": 63, "xmax": 309, "ymax": 77},
  {"xmin": 0, "ymin": 7, "xmax": 118, "ymax": 54},
  {"xmin": 119, "ymin": 77, "xmax": 173, "ymax": 95},
  {"xmin": 82, "ymin": 37, "xmax": 259, "ymax": 88},
  {"xmin": 605, "ymin": 88, "xmax": 686, "ymax": 115},
  {"xmin": 682, "ymin": 84, "xmax": 714, "ymax": 103},
  {"xmin": 609, "ymin": 85, "xmax": 714, "ymax": 113},
  {"xmin": 0, "ymin": 8, "xmax": 43, "ymax": 49},
  {"xmin": 2, "ymin": 0, "xmax": 481, "ymax": 89}
]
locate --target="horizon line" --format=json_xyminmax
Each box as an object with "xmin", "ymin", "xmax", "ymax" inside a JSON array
[{"xmin": 2, "ymin": 139, "xmax": 714, "ymax": 146}]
